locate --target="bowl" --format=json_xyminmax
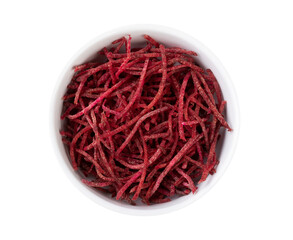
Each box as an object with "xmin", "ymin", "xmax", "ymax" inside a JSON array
[{"xmin": 51, "ymin": 24, "xmax": 240, "ymax": 215}]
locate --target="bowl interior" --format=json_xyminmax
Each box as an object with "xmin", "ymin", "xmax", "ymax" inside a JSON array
[{"xmin": 52, "ymin": 25, "xmax": 239, "ymax": 215}]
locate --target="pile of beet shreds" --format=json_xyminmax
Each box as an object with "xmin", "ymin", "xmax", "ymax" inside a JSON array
[{"xmin": 60, "ymin": 35, "xmax": 231, "ymax": 205}]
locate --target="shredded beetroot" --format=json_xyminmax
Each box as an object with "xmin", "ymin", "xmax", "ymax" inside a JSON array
[{"xmin": 60, "ymin": 35, "xmax": 231, "ymax": 205}]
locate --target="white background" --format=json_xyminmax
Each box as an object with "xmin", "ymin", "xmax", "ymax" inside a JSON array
[{"xmin": 1, "ymin": 0, "xmax": 292, "ymax": 239}]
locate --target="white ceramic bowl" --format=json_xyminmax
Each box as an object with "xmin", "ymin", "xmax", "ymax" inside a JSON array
[{"xmin": 51, "ymin": 24, "xmax": 240, "ymax": 215}]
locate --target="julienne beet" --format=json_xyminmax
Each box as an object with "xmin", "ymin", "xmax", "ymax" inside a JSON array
[{"xmin": 60, "ymin": 35, "xmax": 231, "ymax": 205}]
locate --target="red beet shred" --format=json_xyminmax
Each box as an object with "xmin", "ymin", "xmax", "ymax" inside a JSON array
[{"xmin": 60, "ymin": 35, "xmax": 231, "ymax": 205}]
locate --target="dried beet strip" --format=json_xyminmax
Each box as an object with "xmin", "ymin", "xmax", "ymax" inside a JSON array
[
  {"xmin": 150, "ymin": 47, "xmax": 198, "ymax": 56},
  {"xmin": 115, "ymin": 106, "xmax": 170, "ymax": 156},
  {"xmin": 178, "ymin": 72, "xmax": 191, "ymax": 141},
  {"xmin": 144, "ymin": 34, "xmax": 160, "ymax": 47},
  {"xmin": 60, "ymin": 34, "xmax": 231, "ymax": 205},
  {"xmin": 176, "ymin": 167, "xmax": 197, "ymax": 193},
  {"xmin": 68, "ymin": 76, "xmax": 130, "ymax": 119},
  {"xmin": 132, "ymin": 128, "xmax": 149, "ymax": 200},
  {"xmin": 117, "ymin": 58, "xmax": 149, "ymax": 119},
  {"xmin": 191, "ymin": 70, "xmax": 231, "ymax": 131},
  {"xmin": 115, "ymin": 35, "xmax": 132, "ymax": 79},
  {"xmin": 149, "ymin": 134, "xmax": 203, "ymax": 198},
  {"xmin": 82, "ymin": 179, "xmax": 112, "ymax": 187}
]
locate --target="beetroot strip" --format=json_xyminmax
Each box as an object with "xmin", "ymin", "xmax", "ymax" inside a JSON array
[
  {"xmin": 113, "ymin": 37, "xmax": 126, "ymax": 53},
  {"xmin": 74, "ymin": 62, "xmax": 100, "ymax": 72},
  {"xmin": 207, "ymin": 69, "xmax": 222, "ymax": 107},
  {"xmin": 144, "ymin": 34, "xmax": 160, "ymax": 47},
  {"xmin": 82, "ymin": 179, "xmax": 112, "ymax": 187},
  {"xmin": 116, "ymin": 171, "xmax": 142, "ymax": 200},
  {"xmin": 177, "ymin": 59, "xmax": 204, "ymax": 73},
  {"xmin": 117, "ymin": 58, "xmax": 149, "ymax": 119},
  {"xmin": 176, "ymin": 168, "xmax": 197, "ymax": 193},
  {"xmin": 149, "ymin": 133, "xmax": 203, "ymax": 197},
  {"xmin": 191, "ymin": 71, "xmax": 231, "ymax": 130},
  {"xmin": 150, "ymin": 47, "xmax": 197, "ymax": 56},
  {"xmin": 114, "ymin": 157, "xmax": 143, "ymax": 170},
  {"xmin": 69, "ymin": 126, "xmax": 91, "ymax": 170},
  {"xmin": 210, "ymin": 101, "xmax": 226, "ymax": 143},
  {"xmin": 90, "ymin": 110, "xmax": 119, "ymax": 183},
  {"xmin": 190, "ymin": 96, "xmax": 210, "ymax": 113},
  {"xmin": 198, "ymin": 126, "xmax": 221, "ymax": 184},
  {"xmin": 75, "ymin": 149, "xmax": 114, "ymax": 181},
  {"xmin": 74, "ymin": 75, "xmax": 91, "ymax": 104},
  {"xmin": 175, "ymin": 165, "xmax": 199, "ymax": 187},
  {"xmin": 115, "ymin": 106, "xmax": 170, "ymax": 156},
  {"xmin": 178, "ymin": 72, "xmax": 191, "ymax": 141},
  {"xmin": 144, "ymin": 132, "xmax": 169, "ymax": 141},
  {"xmin": 115, "ymin": 36, "xmax": 132, "ymax": 78},
  {"xmin": 132, "ymin": 128, "xmax": 149, "ymax": 200},
  {"xmin": 193, "ymin": 104, "xmax": 209, "ymax": 149},
  {"xmin": 196, "ymin": 72, "xmax": 215, "ymax": 105},
  {"xmin": 77, "ymin": 131, "xmax": 89, "ymax": 167},
  {"xmin": 68, "ymin": 76, "xmax": 130, "ymax": 119},
  {"xmin": 61, "ymin": 104, "xmax": 76, "ymax": 120}
]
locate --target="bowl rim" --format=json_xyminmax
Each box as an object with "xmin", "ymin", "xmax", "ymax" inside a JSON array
[{"xmin": 50, "ymin": 24, "xmax": 240, "ymax": 216}]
